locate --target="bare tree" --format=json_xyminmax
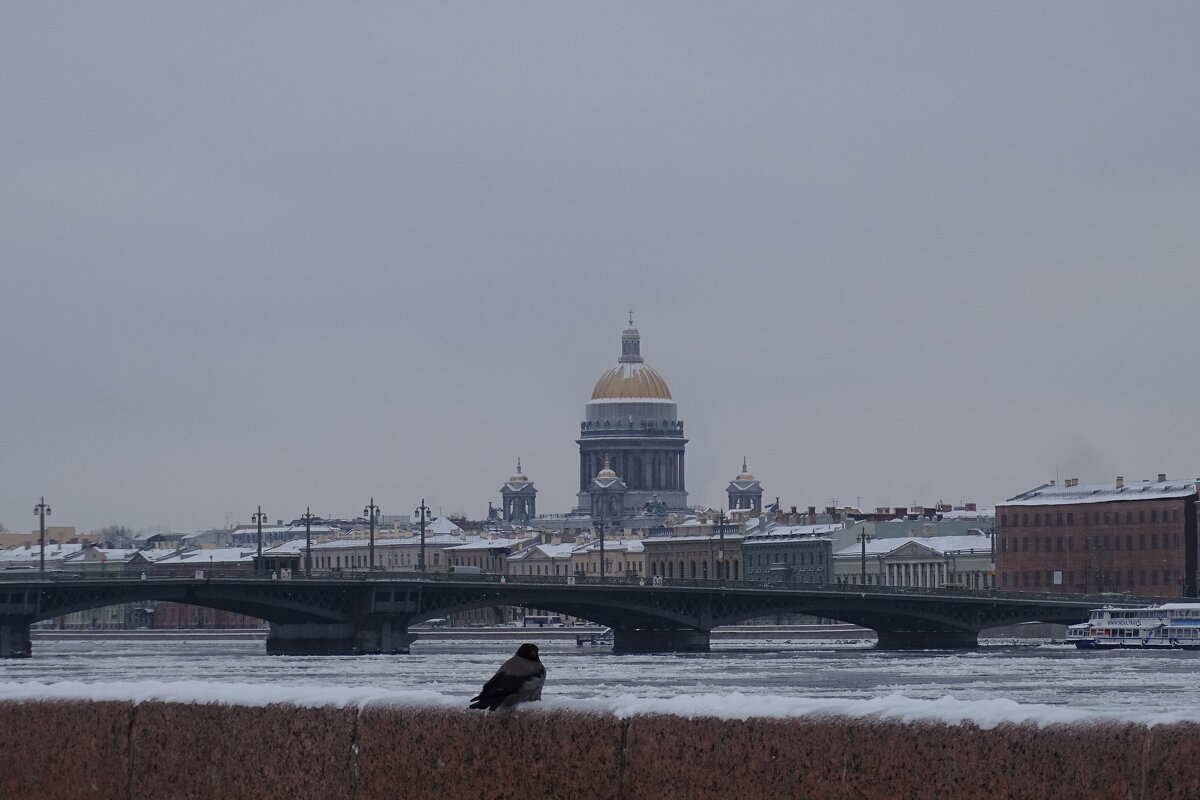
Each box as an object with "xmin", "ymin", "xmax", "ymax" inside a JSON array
[{"xmin": 96, "ymin": 525, "xmax": 134, "ymax": 548}]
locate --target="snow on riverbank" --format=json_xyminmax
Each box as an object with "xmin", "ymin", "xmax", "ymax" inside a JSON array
[{"xmin": 2, "ymin": 679, "xmax": 1196, "ymax": 729}]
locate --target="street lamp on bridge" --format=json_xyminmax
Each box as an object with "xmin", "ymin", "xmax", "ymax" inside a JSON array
[
  {"xmin": 414, "ymin": 499, "xmax": 431, "ymax": 573},
  {"xmin": 364, "ymin": 498, "xmax": 380, "ymax": 570},
  {"xmin": 34, "ymin": 497, "xmax": 51, "ymax": 573},
  {"xmin": 251, "ymin": 505, "xmax": 267, "ymax": 565},
  {"xmin": 857, "ymin": 530, "xmax": 872, "ymax": 586},
  {"xmin": 300, "ymin": 507, "xmax": 318, "ymax": 577}
]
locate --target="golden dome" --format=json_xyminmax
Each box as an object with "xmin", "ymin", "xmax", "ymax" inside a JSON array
[
  {"xmin": 736, "ymin": 458, "xmax": 755, "ymax": 481},
  {"xmin": 591, "ymin": 362, "xmax": 672, "ymax": 400}
]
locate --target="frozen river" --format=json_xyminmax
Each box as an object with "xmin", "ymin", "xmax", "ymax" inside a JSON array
[{"xmin": 4, "ymin": 635, "xmax": 1200, "ymax": 720}]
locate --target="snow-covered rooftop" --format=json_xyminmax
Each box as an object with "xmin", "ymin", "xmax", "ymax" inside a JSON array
[
  {"xmin": 1004, "ymin": 479, "xmax": 1197, "ymax": 507},
  {"xmin": 510, "ymin": 543, "xmax": 577, "ymax": 560},
  {"xmin": 0, "ymin": 543, "xmax": 88, "ymax": 563},
  {"xmin": 445, "ymin": 537, "xmax": 534, "ymax": 551},
  {"xmin": 155, "ymin": 548, "xmax": 257, "ymax": 565},
  {"xmin": 834, "ymin": 534, "xmax": 993, "ymax": 558}
]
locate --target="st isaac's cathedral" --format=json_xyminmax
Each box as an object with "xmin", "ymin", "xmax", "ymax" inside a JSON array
[{"xmin": 498, "ymin": 317, "xmax": 760, "ymax": 537}]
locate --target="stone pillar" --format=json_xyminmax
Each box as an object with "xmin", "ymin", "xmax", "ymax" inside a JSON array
[
  {"xmin": 0, "ymin": 618, "xmax": 32, "ymax": 659},
  {"xmin": 612, "ymin": 628, "xmax": 710, "ymax": 653},
  {"xmin": 875, "ymin": 627, "xmax": 978, "ymax": 650},
  {"xmin": 266, "ymin": 618, "xmax": 416, "ymax": 655}
]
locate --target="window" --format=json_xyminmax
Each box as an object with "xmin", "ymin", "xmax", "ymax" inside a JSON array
[
  {"xmin": 1034, "ymin": 514, "xmax": 1041, "ymax": 526},
  {"xmin": 1126, "ymin": 535, "xmax": 1133, "ymax": 551},
  {"xmin": 1067, "ymin": 513, "xmax": 1074, "ymax": 525},
  {"xmin": 1045, "ymin": 537, "xmax": 1051, "ymax": 552},
  {"xmin": 1057, "ymin": 536, "xmax": 1064, "ymax": 552},
  {"xmin": 1001, "ymin": 514, "xmax": 1008, "ymax": 527},
  {"xmin": 1023, "ymin": 514, "xmax": 1030, "ymax": 526},
  {"xmin": 1022, "ymin": 537, "xmax": 1029, "ymax": 552},
  {"xmin": 1139, "ymin": 535, "xmax": 1146, "ymax": 550},
  {"xmin": 1126, "ymin": 512, "xmax": 1133, "ymax": 523},
  {"xmin": 1001, "ymin": 537, "xmax": 1008, "ymax": 552},
  {"xmin": 1152, "ymin": 534, "xmax": 1158, "ymax": 550},
  {"xmin": 1151, "ymin": 510, "xmax": 1158, "ymax": 523},
  {"xmin": 1140, "ymin": 510, "xmax": 1145, "ymax": 523},
  {"xmin": 1056, "ymin": 513, "xmax": 1064, "ymax": 526}
]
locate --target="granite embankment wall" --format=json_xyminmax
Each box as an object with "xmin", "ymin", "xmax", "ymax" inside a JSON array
[{"xmin": 2, "ymin": 700, "xmax": 1199, "ymax": 800}]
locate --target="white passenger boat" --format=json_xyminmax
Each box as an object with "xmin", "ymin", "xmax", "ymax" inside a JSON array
[{"xmin": 1067, "ymin": 603, "xmax": 1200, "ymax": 649}]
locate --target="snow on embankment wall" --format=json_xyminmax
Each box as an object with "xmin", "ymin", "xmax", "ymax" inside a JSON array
[{"xmin": 2, "ymin": 695, "xmax": 1200, "ymax": 800}]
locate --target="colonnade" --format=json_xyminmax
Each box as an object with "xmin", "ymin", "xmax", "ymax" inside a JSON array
[{"xmin": 580, "ymin": 449, "xmax": 685, "ymax": 492}]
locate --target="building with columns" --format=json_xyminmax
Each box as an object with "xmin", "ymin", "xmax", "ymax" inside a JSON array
[{"xmin": 574, "ymin": 319, "xmax": 688, "ymax": 521}]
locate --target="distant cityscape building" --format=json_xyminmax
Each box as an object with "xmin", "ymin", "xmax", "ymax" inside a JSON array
[{"xmin": 996, "ymin": 475, "xmax": 1199, "ymax": 596}]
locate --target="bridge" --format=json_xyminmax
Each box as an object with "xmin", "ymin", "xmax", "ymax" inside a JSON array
[{"xmin": 0, "ymin": 574, "xmax": 1119, "ymax": 658}]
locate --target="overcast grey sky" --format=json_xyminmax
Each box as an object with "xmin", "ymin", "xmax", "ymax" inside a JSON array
[{"xmin": 4, "ymin": 4, "xmax": 1199, "ymax": 534}]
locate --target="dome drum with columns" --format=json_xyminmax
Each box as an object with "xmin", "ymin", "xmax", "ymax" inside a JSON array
[{"xmin": 575, "ymin": 319, "xmax": 688, "ymax": 520}]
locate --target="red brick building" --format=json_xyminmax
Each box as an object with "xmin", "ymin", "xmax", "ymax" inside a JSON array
[{"xmin": 996, "ymin": 476, "xmax": 1198, "ymax": 596}]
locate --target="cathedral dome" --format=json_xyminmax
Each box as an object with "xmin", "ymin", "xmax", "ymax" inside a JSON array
[
  {"xmin": 591, "ymin": 362, "xmax": 672, "ymax": 400},
  {"xmin": 589, "ymin": 318, "xmax": 672, "ymax": 400}
]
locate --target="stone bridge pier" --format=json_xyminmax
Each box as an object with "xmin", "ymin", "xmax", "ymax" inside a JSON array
[
  {"xmin": 266, "ymin": 616, "xmax": 418, "ymax": 655},
  {"xmin": 0, "ymin": 617, "xmax": 32, "ymax": 658},
  {"xmin": 611, "ymin": 628, "xmax": 710, "ymax": 653}
]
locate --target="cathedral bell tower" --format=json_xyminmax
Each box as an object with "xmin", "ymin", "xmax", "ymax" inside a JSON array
[{"xmin": 500, "ymin": 459, "xmax": 537, "ymax": 523}]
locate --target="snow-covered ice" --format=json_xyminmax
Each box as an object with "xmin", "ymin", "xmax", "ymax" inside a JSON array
[{"xmin": 4, "ymin": 637, "xmax": 1200, "ymax": 727}]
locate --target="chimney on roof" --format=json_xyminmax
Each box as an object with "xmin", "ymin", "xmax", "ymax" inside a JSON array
[
  {"xmin": 965, "ymin": 502, "xmax": 977, "ymax": 512},
  {"xmin": 807, "ymin": 506, "xmax": 817, "ymax": 520},
  {"xmin": 1116, "ymin": 476, "xmax": 1125, "ymax": 489},
  {"xmin": 1158, "ymin": 473, "xmax": 1167, "ymax": 483}
]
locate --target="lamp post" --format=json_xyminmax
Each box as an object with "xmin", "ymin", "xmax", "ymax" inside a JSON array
[
  {"xmin": 714, "ymin": 510, "xmax": 728, "ymax": 581},
  {"xmin": 857, "ymin": 530, "xmax": 872, "ymax": 586},
  {"xmin": 300, "ymin": 507, "xmax": 317, "ymax": 577},
  {"xmin": 364, "ymin": 498, "xmax": 380, "ymax": 570},
  {"xmin": 251, "ymin": 506, "xmax": 267, "ymax": 567},
  {"xmin": 414, "ymin": 499, "xmax": 431, "ymax": 573},
  {"xmin": 34, "ymin": 497, "xmax": 51, "ymax": 573}
]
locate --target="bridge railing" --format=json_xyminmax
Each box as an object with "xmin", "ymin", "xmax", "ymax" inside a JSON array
[{"xmin": 3, "ymin": 569, "xmax": 1168, "ymax": 608}]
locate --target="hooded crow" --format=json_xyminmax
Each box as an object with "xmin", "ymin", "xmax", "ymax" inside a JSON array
[{"xmin": 469, "ymin": 643, "xmax": 545, "ymax": 711}]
